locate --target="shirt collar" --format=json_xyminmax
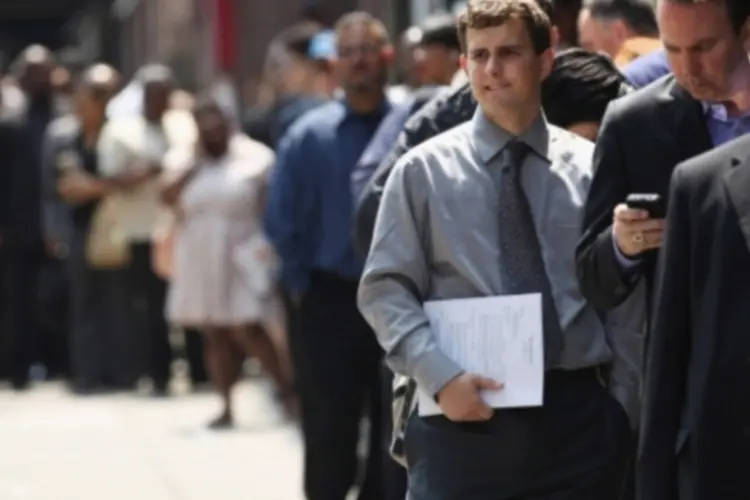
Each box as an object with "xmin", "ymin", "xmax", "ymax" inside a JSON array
[
  {"xmin": 470, "ymin": 106, "xmax": 549, "ymax": 164},
  {"xmin": 701, "ymin": 101, "xmax": 750, "ymax": 122},
  {"xmin": 338, "ymin": 95, "xmax": 392, "ymax": 124}
]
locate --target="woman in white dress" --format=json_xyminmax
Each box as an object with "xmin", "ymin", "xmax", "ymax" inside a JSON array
[{"xmin": 161, "ymin": 96, "xmax": 294, "ymax": 428}]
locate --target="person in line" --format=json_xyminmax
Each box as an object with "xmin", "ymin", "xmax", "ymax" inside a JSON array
[
  {"xmin": 161, "ymin": 96, "xmax": 294, "ymax": 428},
  {"xmin": 96, "ymin": 65, "xmax": 193, "ymax": 395},
  {"xmin": 576, "ymin": 0, "xmax": 750, "ymax": 317},
  {"xmin": 3, "ymin": 45, "xmax": 61, "ymax": 390},
  {"xmin": 41, "ymin": 64, "xmax": 141, "ymax": 393},
  {"xmin": 264, "ymin": 11, "xmax": 393, "ymax": 500},
  {"xmin": 577, "ymin": 0, "xmax": 659, "ymax": 63},
  {"xmin": 353, "ymin": 0, "xmax": 555, "ymax": 254},
  {"xmin": 638, "ymin": 134, "xmax": 750, "ymax": 499},
  {"xmin": 358, "ymin": 1, "xmax": 632, "ymax": 498}
]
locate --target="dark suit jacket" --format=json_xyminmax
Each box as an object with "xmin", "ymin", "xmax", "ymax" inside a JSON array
[
  {"xmin": 353, "ymin": 83, "xmax": 475, "ymax": 254},
  {"xmin": 637, "ymin": 134, "xmax": 750, "ymax": 500},
  {"xmin": 576, "ymin": 75, "xmax": 713, "ymax": 313},
  {"xmin": 0, "ymin": 114, "xmax": 21, "ymax": 235}
]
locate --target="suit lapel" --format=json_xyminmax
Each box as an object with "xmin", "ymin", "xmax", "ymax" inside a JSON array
[{"xmin": 724, "ymin": 151, "xmax": 750, "ymax": 253}]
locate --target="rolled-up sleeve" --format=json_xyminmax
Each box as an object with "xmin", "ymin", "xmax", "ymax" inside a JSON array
[{"xmin": 357, "ymin": 156, "xmax": 463, "ymax": 397}]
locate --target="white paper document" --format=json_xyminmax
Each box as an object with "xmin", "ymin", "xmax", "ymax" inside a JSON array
[{"xmin": 417, "ymin": 293, "xmax": 544, "ymax": 416}]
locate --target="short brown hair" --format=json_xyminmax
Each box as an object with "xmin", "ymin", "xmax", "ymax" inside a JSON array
[{"xmin": 457, "ymin": 0, "xmax": 552, "ymax": 54}]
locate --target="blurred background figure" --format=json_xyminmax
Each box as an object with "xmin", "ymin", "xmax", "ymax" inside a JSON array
[
  {"xmin": 96, "ymin": 64, "xmax": 195, "ymax": 396},
  {"xmin": 410, "ymin": 12, "xmax": 461, "ymax": 87},
  {"xmin": 41, "ymin": 63, "xmax": 137, "ymax": 394},
  {"xmin": 243, "ymin": 22, "xmax": 333, "ymax": 149},
  {"xmin": 3, "ymin": 44, "xmax": 63, "ymax": 390},
  {"xmin": 162, "ymin": 96, "xmax": 294, "ymax": 428},
  {"xmin": 578, "ymin": 0, "xmax": 659, "ymax": 62}
]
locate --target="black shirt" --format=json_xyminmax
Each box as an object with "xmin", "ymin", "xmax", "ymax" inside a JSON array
[{"xmin": 67, "ymin": 134, "xmax": 100, "ymax": 230}]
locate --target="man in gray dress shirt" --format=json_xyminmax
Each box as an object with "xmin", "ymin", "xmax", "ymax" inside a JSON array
[{"xmin": 357, "ymin": 0, "xmax": 631, "ymax": 498}]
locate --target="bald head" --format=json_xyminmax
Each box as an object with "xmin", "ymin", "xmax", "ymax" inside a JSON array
[
  {"xmin": 14, "ymin": 44, "xmax": 55, "ymax": 97},
  {"xmin": 78, "ymin": 63, "xmax": 120, "ymax": 96},
  {"xmin": 75, "ymin": 63, "xmax": 120, "ymax": 129}
]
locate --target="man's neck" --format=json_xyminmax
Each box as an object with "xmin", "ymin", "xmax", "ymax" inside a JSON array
[
  {"xmin": 81, "ymin": 120, "xmax": 103, "ymax": 147},
  {"xmin": 721, "ymin": 55, "xmax": 750, "ymax": 116},
  {"xmin": 485, "ymin": 105, "xmax": 541, "ymax": 137},
  {"xmin": 345, "ymin": 90, "xmax": 385, "ymax": 115}
]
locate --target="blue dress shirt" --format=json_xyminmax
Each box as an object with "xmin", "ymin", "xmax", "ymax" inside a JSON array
[
  {"xmin": 264, "ymin": 98, "xmax": 390, "ymax": 294},
  {"xmin": 622, "ymin": 49, "xmax": 671, "ymax": 89},
  {"xmin": 350, "ymin": 102, "xmax": 411, "ymax": 205}
]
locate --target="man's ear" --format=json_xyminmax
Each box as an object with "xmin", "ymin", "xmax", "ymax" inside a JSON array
[
  {"xmin": 459, "ymin": 53, "xmax": 467, "ymax": 70},
  {"xmin": 741, "ymin": 17, "xmax": 750, "ymax": 52},
  {"xmin": 539, "ymin": 47, "xmax": 555, "ymax": 80},
  {"xmin": 550, "ymin": 26, "xmax": 561, "ymax": 50}
]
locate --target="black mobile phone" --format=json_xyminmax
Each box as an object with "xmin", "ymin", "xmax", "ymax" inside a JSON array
[{"xmin": 626, "ymin": 193, "xmax": 665, "ymax": 219}]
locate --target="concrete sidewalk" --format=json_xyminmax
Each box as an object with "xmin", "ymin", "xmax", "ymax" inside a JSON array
[{"xmin": 0, "ymin": 381, "xmax": 303, "ymax": 500}]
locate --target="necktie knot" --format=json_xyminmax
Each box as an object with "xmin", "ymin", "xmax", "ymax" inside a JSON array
[{"xmin": 502, "ymin": 140, "xmax": 529, "ymax": 168}]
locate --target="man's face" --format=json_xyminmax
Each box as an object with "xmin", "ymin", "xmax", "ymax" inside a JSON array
[
  {"xmin": 195, "ymin": 109, "xmax": 229, "ymax": 157},
  {"xmin": 75, "ymin": 87, "xmax": 109, "ymax": 125},
  {"xmin": 334, "ymin": 23, "xmax": 390, "ymax": 93},
  {"xmin": 577, "ymin": 9, "xmax": 624, "ymax": 58},
  {"xmin": 413, "ymin": 43, "xmax": 460, "ymax": 86},
  {"xmin": 21, "ymin": 62, "xmax": 52, "ymax": 97},
  {"xmin": 464, "ymin": 18, "xmax": 552, "ymax": 119},
  {"xmin": 659, "ymin": 0, "xmax": 749, "ymax": 101},
  {"xmin": 143, "ymin": 82, "xmax": 172, "ymax": 122}
]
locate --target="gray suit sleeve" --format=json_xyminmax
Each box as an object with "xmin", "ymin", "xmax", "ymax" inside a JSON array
[{"xmin": 357, "ymin": 156, "xmax": 463, "ymax": 397}]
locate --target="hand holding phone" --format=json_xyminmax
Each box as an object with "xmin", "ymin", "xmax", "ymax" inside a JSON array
[{"xmin": 612, "ymin": 193, "xmax": 666, "ymax": 257}]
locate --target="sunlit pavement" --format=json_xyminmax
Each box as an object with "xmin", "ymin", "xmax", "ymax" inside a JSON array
[{"xmin": 0, "ymin": 380, "xmax": 304, "ymax": 500}]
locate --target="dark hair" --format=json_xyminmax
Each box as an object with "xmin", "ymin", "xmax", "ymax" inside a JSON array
[
  {"xmin": 542, "ymin": 47, "xmax": 631, "ymax": 129},
  {"xmin": 535, "ymin": 0, "xmax": 555, "ymax": 20},
  {"xmin": 275, "ymin": 22, "xmax": 323, "ymax": 60},
  {"xmin": 660, "ymin": 0, "xmax": 750, "ymax": 33},
  {"xmin": 419, "ymin": 13, "xmax": 462, "ymax": 52},
  {"xmin": 584, "ymin": 0, "xmax": 658, "ymax": 37},
  {"xmin": 457, "ymin": 0, "xmax": 552, "ymax": 55},
  {"xmin": 334, "ymin": 11, "xmax": 390, "ymax": 45}
]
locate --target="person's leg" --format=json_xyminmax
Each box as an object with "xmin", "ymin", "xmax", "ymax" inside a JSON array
[
  {"xmin": 66, "ymin": 230, "xmax": 105, "ymax": 391},
  {"xmin": 204, "ymin": 328, "xmax": 240, "ymax": 428},
  {"xmin": 142, "ymin": 244, "xmax": 172, "ymax": 393},
  {"xmin": 231, "ymin": 323, "xmax": 296, "ymax": 417},
  {"xmin": 184, "ymin": 328, "xmax": 208, "ymax": 386},
  {"xmin": 296, "ymin": 272, "xmax": 367, "ymax": 500},
  {"xmin": 4, "ymin": 248, "xmax": 38, "ymax": 390},
  {"xmin": 355, "ymin": 322, "xmax": 385, "ymax": 500}
]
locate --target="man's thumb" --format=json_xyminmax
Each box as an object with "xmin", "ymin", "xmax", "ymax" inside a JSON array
[{"xmin": 472, "ymin": 375, "xmax": 503, "ymax": 390}]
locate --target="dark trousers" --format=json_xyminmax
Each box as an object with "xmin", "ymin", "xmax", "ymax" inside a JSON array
[
  {"xmin": 294, "ymin": 271, "xmax": 384, "ymax": 500},
  {"xmin": 381, "ymin": 365, "xmax": 408, "ymax": 500},
  {"xmin": 2, "ymin": 245, "xmax": 41, "ymax": 387},
  {"xmin": 125, "ymin": 242, "xmax": 172, "ymax": 387},
  {"xmin": 405, "ymin": 367, "xmax": 632, "ymax": 500},
  {"xmin": 67, "ymin": 230, "xmax": 139, "ymax": 387}
]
